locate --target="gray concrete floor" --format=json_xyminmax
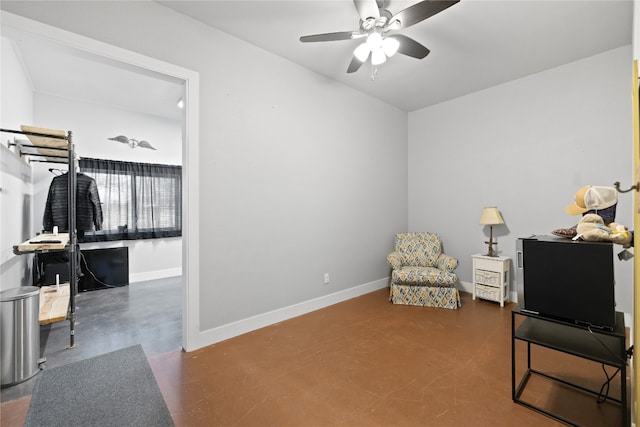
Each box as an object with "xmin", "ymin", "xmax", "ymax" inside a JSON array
[{"xmin": 0, "ymin": 276, "xmax": 182, "ymax": 402}]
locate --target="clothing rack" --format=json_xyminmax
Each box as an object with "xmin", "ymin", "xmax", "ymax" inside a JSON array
[{"xmin": 2, "ymin": 126, "xmax": 78, "ymax": 349}]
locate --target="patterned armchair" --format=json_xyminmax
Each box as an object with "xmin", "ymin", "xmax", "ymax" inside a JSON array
[{"xmin": 387, "ymin": 232, "xmax": 461, "ymax": 309}]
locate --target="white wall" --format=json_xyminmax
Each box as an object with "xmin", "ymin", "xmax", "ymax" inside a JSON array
[
  {"xmin": 0, "ymin": 35, "xmax": 34, "ymax": 290},
  {"xmin": 0, "ymin": 145, "xmax": 32, "ymax": 290},
  {"xmin": 0, "ymin": 37, "xmax": 33, "ymax": 130},
  {"xmin": 0, "ymin": 2, "xmax": 409, "ymax": 344},
  {"xmin": 635, "ymin": 0, "xmax": 639, "ymax": 60},
  {"xmin": 30, "ymin": 93, "xmax": 183, "ymax": 282},
  {"xmin": 408, "ymin": 46, "xmax": 634, "ymax": 314}
]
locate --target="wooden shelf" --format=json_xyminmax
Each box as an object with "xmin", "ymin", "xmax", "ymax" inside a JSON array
[
  {"xmin": 14, "ymin": 233, "xmax": 70, "ymax": 254},
  {"xmin": 39, "ymin": 283, "xmax": 70, "ymax": 325}
]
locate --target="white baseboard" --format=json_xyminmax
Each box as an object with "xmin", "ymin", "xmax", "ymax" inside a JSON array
[
  {"xmin": 457, "ymin": 280, "xmax": 473, "ymax": 294},
  {"xmin": 129, "ymin": 267, "xmax": 182, "ymax": 284},
  {"xmin": 192, "ymin": 278, "xmax": 390, "ymax": 350}
]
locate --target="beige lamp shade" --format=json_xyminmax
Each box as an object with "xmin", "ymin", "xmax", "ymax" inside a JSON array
[{"xmin": 480, "ymin": 207, "xmax": 504, "ymax": 225}]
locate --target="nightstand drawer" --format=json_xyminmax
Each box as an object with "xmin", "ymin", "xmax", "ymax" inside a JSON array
[
  {"xmin": 475, "ymin": 284, "xmax": 501, "ymax": 301},
  {"xmin": 475, "ymin": 258, "xmax": 501, "ymax": 271},
  {"xmin": 475, "ymin": 269, "xmax": 500, "ymax": 286}
]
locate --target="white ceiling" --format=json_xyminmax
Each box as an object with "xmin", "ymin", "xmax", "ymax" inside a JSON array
[
  {"xmin": 4, "ymin": 26, "xmax": 185, "ymax": 121},
  {"xmin": 158, "ymin": 0, "xmax": 633, "ymax": 111},
  {"xmin": 4, "ymin": 0, "xmax": 634, "ymax": 118}
]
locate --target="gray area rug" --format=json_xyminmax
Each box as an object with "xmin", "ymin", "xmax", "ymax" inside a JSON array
[{"xmin": 25, "ymin": 345, "xmax": 174, "ymax": 427}]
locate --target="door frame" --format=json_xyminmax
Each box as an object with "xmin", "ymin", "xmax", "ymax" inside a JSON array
[{"xmin": 632, "ymin": 59, "xmax": 639, "ymax": 427}]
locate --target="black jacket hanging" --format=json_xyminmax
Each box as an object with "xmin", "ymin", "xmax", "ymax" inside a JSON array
[{"xmin": 43, "ymin": 173, "xmax": 103, "ymax": 232}]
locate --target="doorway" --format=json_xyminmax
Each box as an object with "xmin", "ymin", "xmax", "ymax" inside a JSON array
[{"xmin": 0, "ymin": 10, "xmax": 200, "ymax": 375}]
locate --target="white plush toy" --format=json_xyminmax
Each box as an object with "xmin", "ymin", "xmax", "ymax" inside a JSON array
[{"xmin": 574, "ymin": 214, "xmax": 632, "ymax": 248}]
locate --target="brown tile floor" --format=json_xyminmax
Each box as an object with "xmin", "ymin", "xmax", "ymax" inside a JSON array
[{"xmin": 1, "ymin": 290, "xmax": 630, "ymax": 426}]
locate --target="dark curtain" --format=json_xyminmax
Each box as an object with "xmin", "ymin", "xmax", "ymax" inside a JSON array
[{"xmin": 79, "ymin": 157, "xmax": 182, "ymax": 242}]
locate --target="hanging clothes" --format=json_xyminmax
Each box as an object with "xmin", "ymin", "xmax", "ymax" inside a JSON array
[{"xmin": 43, "ymin": 172, "xmax": 103, "ymax": 233}]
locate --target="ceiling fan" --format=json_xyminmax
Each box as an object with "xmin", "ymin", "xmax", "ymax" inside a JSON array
[{"xmin": 300, "ymin": 0, "xmax": 459, "ymax": 74}]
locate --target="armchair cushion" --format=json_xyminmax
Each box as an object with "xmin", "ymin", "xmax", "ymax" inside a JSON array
[{"xmin": 391, "ymin": 266, "xmax": 458, "ymax": 287}]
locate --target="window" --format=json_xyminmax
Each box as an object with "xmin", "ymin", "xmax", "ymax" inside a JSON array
[{"xmin": 79, "ymin": 157, "xmax": 181, "ymax": 242}]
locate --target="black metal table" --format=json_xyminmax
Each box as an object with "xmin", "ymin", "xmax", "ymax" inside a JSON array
[{"xmin": 511, "ymin": 307, "xmax": 629, "ymax": 427}]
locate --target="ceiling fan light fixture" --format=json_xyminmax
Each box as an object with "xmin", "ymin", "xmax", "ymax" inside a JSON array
[
  {"xmin": 382, "ymin": 37, "xmax": 400, "ymax": 57},
  {"xmin": 354, "ymin": 43, "xmax": 371, "ymax": 62},
  {"xmin": 371, "ymin": 48, "xmax": 386, "ymax": 65},
  {"xmin": 366, "ymin": 31, "xmax": 383, "ymax": 49}
]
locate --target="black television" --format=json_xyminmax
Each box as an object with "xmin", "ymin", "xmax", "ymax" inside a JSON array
[
  {"xmin": 516, "ymin": 235, "xmax": 615, "ymax": 330},
  {"xmin": 79, "ymin": 247, "xmax": 129, "ymax": 292}
]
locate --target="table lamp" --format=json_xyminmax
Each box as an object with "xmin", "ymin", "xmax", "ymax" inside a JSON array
[{"xmin": 480, "ymin": 207, "xmax": 504, "ymax": 257}]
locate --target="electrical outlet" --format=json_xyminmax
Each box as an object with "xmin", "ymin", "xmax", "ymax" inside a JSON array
[{"xmin": 323, "ymin": 273, "xmax": 330, "ymax": 284}]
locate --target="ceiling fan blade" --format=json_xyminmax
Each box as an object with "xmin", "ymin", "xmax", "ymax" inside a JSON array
[
  {"xmin": 390, "ymin": 0, "xmax": 459, "ymax": 30},
  {"xmin": 389, "ymin": 35, "xmax": 430, "ymax": 59},
  {"xmin": 353, "ymin": 0, "xmax": 380, "ymax": 21},
  {"xmin": 300, "ymin": 31, "xmax": 360, "ymax": 43},
  {"xmin": 347, "ymin": 55, "xmax": 367, "ymax": 73}
]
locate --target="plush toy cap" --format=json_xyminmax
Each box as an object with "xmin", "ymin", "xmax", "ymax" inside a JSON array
[{"xmin": 566, "ymin": 186, "xmax": 618, "ymax": 215}]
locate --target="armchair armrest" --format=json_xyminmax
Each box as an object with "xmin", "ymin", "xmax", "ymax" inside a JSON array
[
  {"xmin": 387, "ymin": 251, "xmax": 403, "ymax": 270},
  {"xmin": 436, "ymin": 254, "xmax": 458, "ymax": 272}
]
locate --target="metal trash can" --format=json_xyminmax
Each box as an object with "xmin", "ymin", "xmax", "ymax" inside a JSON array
[{"xmin": 1, "ymin": 286, "xmax": 41, "ymax": 386}]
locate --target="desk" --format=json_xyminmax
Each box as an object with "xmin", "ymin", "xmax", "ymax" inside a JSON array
[{"xmin": 511, "ymin": 307, "xmax": 628, "ymax": 426}]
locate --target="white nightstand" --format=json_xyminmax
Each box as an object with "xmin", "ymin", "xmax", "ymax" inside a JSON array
[{"xmin": 472, "ymin": 254, "xmax": 510, "ymax": 307}]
